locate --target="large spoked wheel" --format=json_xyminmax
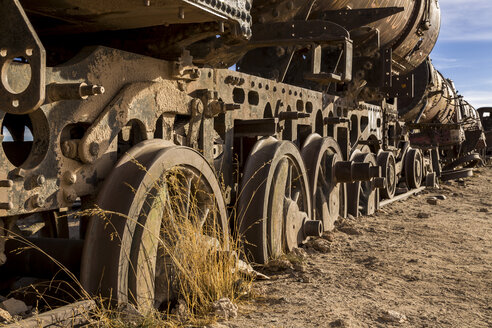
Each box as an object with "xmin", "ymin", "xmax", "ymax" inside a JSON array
[
  {"xmin": 238, "ymin": 137, "xmax": 313, "ymax": 264},
  {"xmin": 347, "ymin": 151, "xmax": 379, "ymax": 217},
  {"xmin": 81, "ymin": 140, "xmax": 228, "ymax": 310},
  {"xmin": 377, "ymin": 151, "xmax": 397, "ymax": 199},
  {"xmin": 405, "ymin": 148, "xmax": 424, "ymax": 189},
  {"xmin": 301, "ymin": 134, "xmax": 346, "ymax": 231}
]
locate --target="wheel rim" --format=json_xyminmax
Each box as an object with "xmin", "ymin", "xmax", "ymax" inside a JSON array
[
  {"xmin": 301, "ymin": 134, "xmax": 345, "ymax": 231},
  {"xmin": 238, "ymin": 137, "xmax": 311, "ymax": 264},
  {"xmin": 377, "ymin": 151, "xmax": 397, "ymax": 199},
  {"xmin": 347, "ymin": 151, "xmax": 378, "ymax": 216},
  {"xmin": 81, "ymin": 140, "xmax": 228, "ymax": 309},
  {"xmin": 405, "ymin": 148, "xmax": 423, "ymax": 189}
]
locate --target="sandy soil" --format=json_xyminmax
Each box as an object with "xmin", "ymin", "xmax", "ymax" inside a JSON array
[{"xmin": 226, "ymin": 166, "xmax": 492, "ymax": 328}]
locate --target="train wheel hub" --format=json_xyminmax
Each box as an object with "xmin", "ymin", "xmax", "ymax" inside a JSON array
[{"xmin": 283, "ymin": 198, "xmax": 308, "ymax": 252}]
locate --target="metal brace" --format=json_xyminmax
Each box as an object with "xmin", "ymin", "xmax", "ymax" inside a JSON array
[{"xmin": 0, "ymin": 0, "xmax": 46, "ymax": 114}]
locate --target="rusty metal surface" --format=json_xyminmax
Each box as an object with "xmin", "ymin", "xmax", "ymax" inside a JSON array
[
  {"xmin": 238, "ymin": 137, "xmax": 312, "ymax": 264},
  {"xmin": 0, "ymin": 0, "xmax": 488, "ymax": 314},
  {"xmin": 313, "ymin": 0, "xmax": 440, "ymax": 74},
  {"xmin": 80, "ymin": 140, "xmax": 228, "ymax": 306},
  {"xmin": 398, "ymin": 59, "xmax": 458, "ymax": 124},
  {"xmin": 21, "ymin": 0, "xmax": 252, "ymax": 37},
  {"xmin": 0, "ymin": 0, "xmax": 46, "ymax": 114},
  {"xmin": 301, "ymin": 134, "xmax": 346, "ymax": 231}
]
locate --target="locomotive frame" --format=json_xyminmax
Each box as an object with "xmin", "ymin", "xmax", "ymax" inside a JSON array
[{"xmin": 0, "ymin": 0, "xmax": 487, "ymax": 312}]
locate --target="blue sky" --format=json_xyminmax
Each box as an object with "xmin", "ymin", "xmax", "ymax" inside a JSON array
[{"xmin": 431, "ymin": 0, "xmax": 492, "ymax": 109}]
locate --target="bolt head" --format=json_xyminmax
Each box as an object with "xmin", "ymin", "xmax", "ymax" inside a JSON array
[
  {"xmin": 89, "ymin": 142, "xmax": 100, "ymax": 157},
  {"xmin": 36, "ymin": 175, "xmax": 45, "ymax": 186},
  {"xmin": 12, "ymin": 167, "xmax": 25, "ymax": 178},
  {"xmin": 31, "ymin": 194, "xmax": 45, "ymax": 208},
  {"xmin": 63, "ymin": 171, "xmax": 77, "ymax": 185},
  {"xmin": 61, "ymin": 140, "xmax": 78, "ymax": 158}
]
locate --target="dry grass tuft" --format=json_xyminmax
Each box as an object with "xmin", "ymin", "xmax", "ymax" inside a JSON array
[{"xmin": 0, "ymin": 162, "xmax": 254, "ymax": 327}]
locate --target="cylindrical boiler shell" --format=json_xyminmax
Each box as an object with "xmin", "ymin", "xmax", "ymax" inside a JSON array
[
  {"xmin": 398, "ymin": 59, "xmax": 458, "ymax": 124},
  {"xmin": 313, "ymin": 0, "xmax": 441, "ymax": 74}
]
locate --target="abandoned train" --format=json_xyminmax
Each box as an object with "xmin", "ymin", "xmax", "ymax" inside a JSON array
[{"xmin": 0, "ymin": 0, "xmax": 487, "ymax": 309}]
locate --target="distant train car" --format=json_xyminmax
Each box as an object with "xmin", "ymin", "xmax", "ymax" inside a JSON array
[{"xmin": 479, "ymin": 107, "xmax": 492, "ymax": 158}]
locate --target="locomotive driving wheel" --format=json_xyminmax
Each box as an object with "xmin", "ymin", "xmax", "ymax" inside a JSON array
[
  {"xmin": 301, "ymin": 134, "xmax": 346, "ymax": 231},
  {"xmin": 377, "ymin": 151, "xmax": 397, "ymax": 199},
  {"xmin": 347, "ymin": 150, "xmax": 379, "ymax": 217},
  {"xmin": 405, "ymin": 148, "xmax": 424, "ymax": 189},
  {"xmin": 81, "ymin": 140, "xmax": 228, "ymax": 310},
  {"xmin": 238, "ymin": 137, "xmax": 317, "ymax": 264}
]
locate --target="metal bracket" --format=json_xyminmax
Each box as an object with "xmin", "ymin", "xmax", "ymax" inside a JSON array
[
  {"xmin": 234, "ymin": 118, "xmax": 280, "ymax": 137},
  {"xmin": 249, "ymin": 20, "xmax": 350, "ymax": 48},
  {"xmin": 383, "ymin": 74, "xmax": 415, "ymax": 98},
  {"xmin": 0, "ymin": 0, "xmax": 46, "ymax": 114},
  {"xmin": 382, "ymin": 48, "xmax": 393, "ymax": 89},
  {"xmin": 78, "ymin": 82, "xmax": 192, "ymax": 163},
  {"xmin": 172, "ymin": 50, "xmax": 201, "ymax": 80},
  {"xmin": 321, "ymin": 7, "xmax": 405, "ymax": 31},
  {"xmin": 186, "ymin": 98, "xmax": 203, "ymax": 148},
  {"xmin": 304, "ymin": 39, "xmax": 353, "ymax": 84}
]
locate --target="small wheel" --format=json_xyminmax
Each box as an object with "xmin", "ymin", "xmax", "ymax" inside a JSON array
[
  {"xmin": 301, "ymin": 134, "xmax": 346, "ymax": 231},
  {"xmin": 238, "ymin": 137, "xmax": 312, "ymax": 264},
  {"xmin": 377, "ymin": 151, "xmax": 397, "ymax": 199},
  {"xmin": 81, "ymin": 140, "xmax": 228, "ymax": 310},
  {"xmin": 405, "ymin": 148, "xmax": 423, "ymax": 189}
]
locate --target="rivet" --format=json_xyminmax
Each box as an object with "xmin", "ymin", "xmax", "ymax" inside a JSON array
[
  {"xmin": 31, "ymin": 194, "xmax": 44, "ymax": 208},
  {"xmin": 63, "ymin": 171, "xmax": 77, "ymax": 185},
  {"xmin": 36, "ymin": 175, "xmax": 45, "ymax": 186}
]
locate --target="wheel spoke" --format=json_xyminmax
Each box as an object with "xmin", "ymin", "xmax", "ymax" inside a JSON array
[
  {"xmin": 162, "ymin": 183, "xmax": 177, "ymax": 225},
  {"xmin": 316, "ymin": 186, "xmax": 328, "ymax": 209},
  {"xmin": 292, "ymin": 190, "xmax": 300, "ymax": 204},
  {"xmin": 199, "ymin": 207, "xmax": 211, "ymax": 230},
  {"xmin": 184, "ymin": 177, "xmax": 193, "ymax": 220},
  {"xmin": 318, "ymin": 156, "xmax": 333, "ymax": 194},
  {"xmin": 286, "ymin": 163, "xmax": 292, "ymax": 199}
]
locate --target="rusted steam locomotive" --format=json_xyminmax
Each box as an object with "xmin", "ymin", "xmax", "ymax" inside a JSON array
[{"xmin": 0, "ymin": 0, "xmax": 486, "ymax": 311}]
